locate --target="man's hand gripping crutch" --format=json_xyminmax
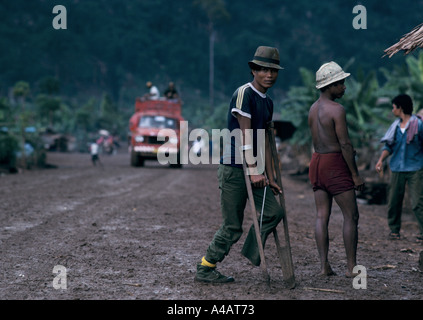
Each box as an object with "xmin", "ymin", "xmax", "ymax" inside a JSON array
[{"xmin": 238, "ymin": 116, "xmax": 282, "ymax": 285}]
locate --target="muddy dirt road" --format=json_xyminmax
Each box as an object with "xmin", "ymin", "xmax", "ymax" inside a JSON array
[{"xmin": 0, "ymin": 151, "xmax": 422, "ymax": 302}]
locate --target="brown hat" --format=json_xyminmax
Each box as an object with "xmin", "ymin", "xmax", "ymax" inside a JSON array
[{"xmin": 248, "ymin": 46, "xmax": 283, "ymax": 70}]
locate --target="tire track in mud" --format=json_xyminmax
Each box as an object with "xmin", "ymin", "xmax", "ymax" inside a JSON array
[
  {"xmin": 1, "ymin": 152, "xmax": 423, "ymax": 300},
  {"xmin": 0, "ymin": 152, "xmax": 219, "ymax": 299}
]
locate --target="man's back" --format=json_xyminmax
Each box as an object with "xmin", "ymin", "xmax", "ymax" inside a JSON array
[
  {"xmin": 308, "ymin": 61, "xmax": 364, "ymax": 277},
  {"xmin": 308, "ymin": 98, "xmax": 346, "ymax": 154}
]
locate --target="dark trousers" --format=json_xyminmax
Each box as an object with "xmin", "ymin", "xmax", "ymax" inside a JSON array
[
  {"xmin": 387, "ymin": 169, "xmax": 423, "ymax": 236},
  {"xmin": 205, "ymin": 165, "xmax": 284, "ymax": 266}
]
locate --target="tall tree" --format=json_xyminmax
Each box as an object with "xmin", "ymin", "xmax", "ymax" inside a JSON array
[
  {"xmin": 194, "ymin": 0, "xmax": 230, "ymax": 110},
  {"xmin": 12, "ymin": 81, "xmax": 31, "ymax": 169}
]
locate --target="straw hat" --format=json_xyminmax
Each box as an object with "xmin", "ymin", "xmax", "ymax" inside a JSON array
[
  {"xmin": 248, "ymin": 46, "xmax": 284, "ymax": 70},
  {"xmin": 315, "ymin": 62, "xmax": 350, "ymax": 89}
]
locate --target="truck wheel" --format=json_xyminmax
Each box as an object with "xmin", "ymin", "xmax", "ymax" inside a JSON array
[
  {"xmin": 131, "ymin": 149, "xmax": 144, "ymax": 167},
  {"xmin": 170, "ymin": 152, "xmax": 182, "ymax": 168}
]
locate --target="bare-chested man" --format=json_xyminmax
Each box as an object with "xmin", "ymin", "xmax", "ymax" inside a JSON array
[{"xmin": 308, "ymin": 62, "xmax": 365, "ymax": 277}]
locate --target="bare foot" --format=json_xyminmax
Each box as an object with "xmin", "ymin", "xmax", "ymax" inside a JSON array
[
  {"xmin": 318, "ymin": 264, "xmax": 336, "ymax": 277},
  {"xmin": 345, "ymin": 271, "xmax": 359, "ymax": 278},
  {"xmin": 345, "ymin": 264, "xmax": 359, "ymax": 278}
]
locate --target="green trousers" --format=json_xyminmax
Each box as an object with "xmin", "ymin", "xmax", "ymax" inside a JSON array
[
  {"xmin": 387, "ymin": 168, "xmax": 423, "ymax": 236},
  {"xmin": 205, "ymin": 165, "xmax": 284, "ymax": 266}
]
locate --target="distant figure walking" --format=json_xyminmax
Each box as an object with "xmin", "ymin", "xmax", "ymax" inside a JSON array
[{"xmin": 90, "ymin": 142, "xmax": 103, "ymax": 168}]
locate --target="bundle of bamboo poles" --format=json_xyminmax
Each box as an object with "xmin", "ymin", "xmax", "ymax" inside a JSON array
[{"xmin": 384, "ymin": 23, "xmax": 423, "ymax": 58}]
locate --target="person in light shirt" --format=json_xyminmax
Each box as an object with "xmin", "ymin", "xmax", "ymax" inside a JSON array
[{"xmin": 376, "ymin": 94, "xmax": 423, "ymax": 241}]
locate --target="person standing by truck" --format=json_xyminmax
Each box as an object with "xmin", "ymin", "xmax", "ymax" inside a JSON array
[
  {"xmin": 144, "ymin": 81, "xmax": 160, "ymax": 100},
  {"xmin": 195, "ymin": 46, "xmax": 284, "ymax": 283},
  {"xmin": 164, "ymin": 81, "xmax": 179, "ymax": 101}
]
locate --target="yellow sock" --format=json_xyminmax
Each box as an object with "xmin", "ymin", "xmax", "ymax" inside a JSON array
[{"xmin": 201, "ymin": 257, "xmax": 216, "ymax": 268}]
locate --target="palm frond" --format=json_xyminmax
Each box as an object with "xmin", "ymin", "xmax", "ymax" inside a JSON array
[{"xmin": 384, "ymin": 23, "xmax": 423, "ymax": 58}]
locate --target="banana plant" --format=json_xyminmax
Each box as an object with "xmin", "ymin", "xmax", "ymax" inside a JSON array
[
  {"xmin": 280, "ymin": 67, "xmax": 319, "ymax": 149},
  {"xmin": 380, "ymin": 51, "xmax": 423, "ymax": 111},
  {"xmin": 280, "ymin": 66, "xmax": 393, "ymax": 168},
  {"xmin": 339, "ymin": 71, "xmax": 392, "ymax": 150}
]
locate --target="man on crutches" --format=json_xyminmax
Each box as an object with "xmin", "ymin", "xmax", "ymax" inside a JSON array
[{"xmin": 195, "ymin": 46, "xmax": 285, "ymax": 283}]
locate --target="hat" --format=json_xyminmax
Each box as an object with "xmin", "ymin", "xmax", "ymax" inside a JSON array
[
  {"xmin": 316, "ymin": 62, "xmax": 350, "ymax": 89},
  {"xmin": 248, "ymin": 46, "xmax": 283, "ymax": 70}
]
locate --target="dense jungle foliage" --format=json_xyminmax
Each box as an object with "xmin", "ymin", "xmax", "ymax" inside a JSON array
[{"xmin": 1, "ymin": 0, "xmax": 423, "ymax": 168}]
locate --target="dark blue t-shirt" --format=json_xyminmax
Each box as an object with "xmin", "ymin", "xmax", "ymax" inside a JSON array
[{"xmin": 220, "ymin": 82, "xmax": 273, "ymax": 169}]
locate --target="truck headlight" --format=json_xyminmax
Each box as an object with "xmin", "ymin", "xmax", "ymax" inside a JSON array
[
  {"xmin": 135, "ymin": 136, "xmax": 144, "ymax": 142},
  {"xmin": 169, "ymin": 137, "xmax": 178, "ymax": 144}
]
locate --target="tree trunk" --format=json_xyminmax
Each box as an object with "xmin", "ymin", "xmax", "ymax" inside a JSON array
[{"xmin": 209, "ymin": 24, "xmax": 216, "ymax": 111}]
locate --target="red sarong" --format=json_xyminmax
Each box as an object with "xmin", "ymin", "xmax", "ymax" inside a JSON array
[{"xmin": 309, "ymin": 152, "xmax": 354, "ymax": 195}]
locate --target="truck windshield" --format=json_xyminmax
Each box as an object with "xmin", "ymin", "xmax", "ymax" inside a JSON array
[{"xmin": 138, "ymin": 116, "xmax": 177, "ymax": 129}]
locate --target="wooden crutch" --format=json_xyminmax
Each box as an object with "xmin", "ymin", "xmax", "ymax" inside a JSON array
[
  {"xmin": 241, "ymin": 153, "xmax": 270, "ymax": 286},
  {"xmin": 267, "ymin": 121, "xmax": 296, "ymax": 289}
]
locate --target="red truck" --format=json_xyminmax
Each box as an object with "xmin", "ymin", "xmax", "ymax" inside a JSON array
[{"xmin": 128, "ymin": 98, "xmax": 186, "ymax": 167}]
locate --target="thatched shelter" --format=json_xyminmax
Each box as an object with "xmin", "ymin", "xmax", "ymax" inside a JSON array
[{"xmin": 384, "ymin": 23, "xmax": 423, "ymax": 58}]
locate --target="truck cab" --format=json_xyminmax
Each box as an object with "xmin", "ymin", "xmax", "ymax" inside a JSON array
[{"xmin": 129, "ymin": 98, "xmax": 185, "ymax": 167}]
